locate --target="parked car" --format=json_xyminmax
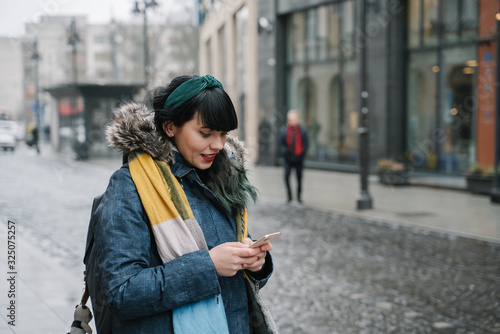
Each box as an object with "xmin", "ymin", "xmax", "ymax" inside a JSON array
[{"xmin": 0, "ymin": 121, "xmax": 18, "ymax": 151}]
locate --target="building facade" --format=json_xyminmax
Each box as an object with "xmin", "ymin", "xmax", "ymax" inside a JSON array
[
  {"xmin": 198, "ymin": 0, "xmax": 260, "ymax": 159},
  {"xmin": 198, "ymin": 0, "xmax": 499, "ymax": 176},
  {"xmin": 0, "ymin": 37, "xmax": 24, "ymax": 122}
]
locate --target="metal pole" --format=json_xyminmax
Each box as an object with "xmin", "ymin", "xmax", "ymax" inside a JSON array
[
  {"xmin": 491, "ymin": 13, "xmax": 500, "ymax": 203},
  {"xmin": 68, "ymin": 19, "xmax": 79, "ymax": 83},
  {"xmin": 357, "ymin": 0, "xmax": 373, "ymax": 210},
  {"xmin": 133, "ymin": 0, "xmax": 157, "ymax": 88},
  {"xmin": 67, "ymin": 18, "xmax": 82, "ymax": 158},
  {"xmin": 33, "ymin": 40, "xmax": 41, "ymax": 154},
  {"xmin": 143, "ymin": 7, "xmax": 149, "ymax": 87}
]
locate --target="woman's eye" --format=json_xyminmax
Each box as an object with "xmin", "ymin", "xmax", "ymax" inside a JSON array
[{"xmin": 200, "ymin": 131, "xmax": 210, "ymax": 137}]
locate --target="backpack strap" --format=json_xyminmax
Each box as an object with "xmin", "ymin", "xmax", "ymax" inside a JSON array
[
  {"xmin": 81, "ymin": 272, "xmax": 90, "ymax": 306},
  {"xmin": 83, "ymin": 194, "xmax": 103, "ymax": 266},
  {"xmin": 83, "ymin": 163, "xmax": 129, "ymax": 266}
]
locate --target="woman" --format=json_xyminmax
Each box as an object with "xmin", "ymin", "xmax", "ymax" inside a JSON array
[{"xmin": 84, "ymin": 75, "xmax": 274, "ymax": 333}]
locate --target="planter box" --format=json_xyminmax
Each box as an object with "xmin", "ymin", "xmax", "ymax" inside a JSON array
[
  {"xmin": 378, "ymin": 170, "xmax": 409, "ymax": 186},
  {"xmin": 466, "ymin": 175, "xmax": 493, "ymax": 195}
]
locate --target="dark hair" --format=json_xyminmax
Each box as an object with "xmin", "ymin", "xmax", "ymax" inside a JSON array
[{"xmin": 152, "ymin": 75, "xmax": 238, "ymax": 141}]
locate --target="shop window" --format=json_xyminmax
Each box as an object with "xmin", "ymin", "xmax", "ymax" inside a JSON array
[
  {"xmin": 340, "ymin": 1, "xmax": 355, "ymax": 54},
  {"xmin": 285, "ymin": 0, "xmax": 357, "ymax": 164},
  {"xmin": 406, "ymin": 51, "xmax": 438, "ymax": 170},
  {"xmin": 297, "ymin": 77, "xmax": 318, "ymax": 158},
  {"xmin": 439, "ymin": 46, "xmax": 475, "ymax": 172},
  {"xmin": 406, "ymin": 1, "xmax": 479, "ymax": 173},
  {"xmin": 408, "ymin": 0, "xmax": 421, "ymax": 48},
  {"xmin": 442, "ymin": 0, "xmax": 459, "ymax": 42},
  {"xmin": 423, "ymin": 0, "xmax": 439, "ymax": 46},
  {"xmin": 329, "ymin": 76, "xmax": 344, "ymax": 160},
  {"xmin": 409, "ymin": 0, "xmax": 478, "ymax": 47},
  {"xmin": 461, "ymin": 0, "xmax": 478, "ymax": 41}
]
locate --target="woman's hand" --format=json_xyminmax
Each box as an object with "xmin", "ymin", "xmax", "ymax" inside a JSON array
[
  {"xmin": 240, "ymin": 237, "xmax": 270, "ymax": 272},
  {"xmin": 209, "ymin": 239, "xmax": 270, "ymax": 277}
]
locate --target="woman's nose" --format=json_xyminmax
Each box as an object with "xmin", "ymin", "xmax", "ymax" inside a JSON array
[{"xmin": 210, "ymin": 134, "xmax": 225, "ymax": 150}]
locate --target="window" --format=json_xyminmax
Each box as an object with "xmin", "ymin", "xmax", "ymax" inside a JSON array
[
  {"xmin": 408, "ymin": 0, "xmax": 478, "ymax": 48},
  {"xmin": 406, "ymin": 0, "xmax": 478, "ymax": 173},
  {"xmin": 285, "ymin": 1, "xmax": 358, "ymax": 164}
]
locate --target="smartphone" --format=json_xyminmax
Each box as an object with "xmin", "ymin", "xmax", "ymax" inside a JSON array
[{"xmin": 249, "ymin": 232, "xmax": 281, "ymax": 248}]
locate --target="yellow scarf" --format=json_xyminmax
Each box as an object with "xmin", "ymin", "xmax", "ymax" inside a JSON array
[{"xmin": 129, "ymin": 153, "xmax": 247, "ymax": 263}]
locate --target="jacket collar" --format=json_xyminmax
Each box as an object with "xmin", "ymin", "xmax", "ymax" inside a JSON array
[{"xmin": 171, "ymin": 151, "xmax": 195, "ymax": 179}]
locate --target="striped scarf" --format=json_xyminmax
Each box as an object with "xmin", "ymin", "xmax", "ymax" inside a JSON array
[
  {"xmin": 286, "ymin": 125, "xmax": 304, "ymax": 156},
  {"xmin": 129, "ymin": 153, "xmax": 247, "ymax": 263}
]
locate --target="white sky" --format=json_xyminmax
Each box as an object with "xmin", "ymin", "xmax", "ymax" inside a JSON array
[{"xmin": 0, "ymin": 0, "xmax": 191, "ymax": 37}]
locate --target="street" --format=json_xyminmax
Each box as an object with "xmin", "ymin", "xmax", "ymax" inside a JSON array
[{"xmin": 0, "ymin": 145, "xmax": 499, "ymax": 333}]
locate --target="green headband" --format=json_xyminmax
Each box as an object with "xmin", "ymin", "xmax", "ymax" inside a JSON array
[{"xmin": 163, "ymin": 75, "xmax": 224, "ymax": 110}]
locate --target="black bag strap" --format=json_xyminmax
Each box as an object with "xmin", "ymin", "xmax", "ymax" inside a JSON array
[
  {"xmin": 83, "ymin": 193, "xmax": 103, "ymax": 266},
  {"xmin": 83, "ymin": 163, "xmax": 129, "ymax": 266},
  {"xmin": 81, "ymin": 272, "xmax": 90, "ymax": 306}
]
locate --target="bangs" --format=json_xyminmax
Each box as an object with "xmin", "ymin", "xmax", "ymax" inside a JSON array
[{"xmin": 193, "ymin": 88, "xmax": 238, "ymax": 132}]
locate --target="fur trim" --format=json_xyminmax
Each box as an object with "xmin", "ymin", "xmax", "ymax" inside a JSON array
[
  {"xmin": 106, "ymin": 102, "xmax": 247, "ymax": 166},
  {"xmin": 106, "ymin": 102, "xmax": 174, "ymax": 163},
  {"xmin": 224, "ymin": 136, "xmax": 249, "ymax": 169}
]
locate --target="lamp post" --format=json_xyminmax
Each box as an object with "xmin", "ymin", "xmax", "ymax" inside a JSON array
[
  {"xmin": 133, "ymin": 0, "xmax": 159, "ymax": 88},
  {"xmin": 66, "ymin": 19, "xmax": 87, "ymax": 159},
  {"xmin": 31, "ymin": 40, "xmax": 41, "ymax": 154},
  {"xmin": 67, "ymin": 18, "xmax": 80, "ymax": 84},
  {"xmin": 491, "ymin": 13, "xmax": 500, "ymax": 204},
  {"xmin": 356, "ymin": 0, "xmax": 373, "ymax": 210}
]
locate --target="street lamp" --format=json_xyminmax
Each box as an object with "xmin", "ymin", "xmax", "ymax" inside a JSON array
[
  {"xmin": 67, "ymin": 18, "xmax": 80, "ymax": 84},
  {"xmin": 356, "ymin": 0, "xmax": 373, "ymax": 210},
  {"xmin": 132, "ymin": 0, "xmax": 159, "ymax": 88},
  {"xmin": 491, "ymin": 13, "xmax": 500, "ymax": 204},
  {"xmin": 31, "ymin": 40, "xmax": 41, "ymax": 154}
]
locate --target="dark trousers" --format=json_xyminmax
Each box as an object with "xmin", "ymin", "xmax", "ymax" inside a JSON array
[{"xmin": 284, "ymin": 158, "xmax": 304, "ymax": 202}]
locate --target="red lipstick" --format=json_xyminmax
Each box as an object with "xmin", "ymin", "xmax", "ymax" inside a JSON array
[{"xmin": 201, "ymin": 154, "xmax": 216, "ymax": 162}]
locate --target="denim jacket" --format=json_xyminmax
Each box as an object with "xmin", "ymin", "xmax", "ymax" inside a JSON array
[{"xmin": 85, "ymin": 151, "xmax": 273, "ymax": 334}]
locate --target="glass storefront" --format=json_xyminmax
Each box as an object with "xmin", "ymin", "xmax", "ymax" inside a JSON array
[
  {"xmin": 406, "ymin": 51, "xmax": 438, "ymax": 169},
  {"xmin": 285, "ymin": 0, "xmax": 358, "ymax": 164},
  {"xmin": 406, "ymin": 0, "xmax": 478, "ymax": 173}
]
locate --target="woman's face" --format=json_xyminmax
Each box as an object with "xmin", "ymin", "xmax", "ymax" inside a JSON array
[{"xmin": 164, "ymin": 114, "xmax": 227, "ymax": 170}]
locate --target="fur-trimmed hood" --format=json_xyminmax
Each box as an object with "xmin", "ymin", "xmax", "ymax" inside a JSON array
[{"xmin": 106, "ymin": 102, "xmax": 248, "ymax": 166}]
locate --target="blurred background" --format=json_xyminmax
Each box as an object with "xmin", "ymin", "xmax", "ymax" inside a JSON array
[
  {"xmin": 1, "ymin": 0, "xmax": 498, "ymax": 180},
  {"xmin": 1, "ymin": 0, "xmax": 500, "ymax": 333}
]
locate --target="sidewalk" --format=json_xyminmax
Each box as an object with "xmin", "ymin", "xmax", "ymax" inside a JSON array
[
  {"xmin": 247, "ymin": 165, "xmax": 500, "ymax": 243},
  {"xmin": 0, "ymin": 221, "xmax": 82, "ymax": 333}
]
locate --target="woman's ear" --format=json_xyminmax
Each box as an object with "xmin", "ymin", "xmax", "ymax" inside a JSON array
[{"xmin": 163, "ymin": 121, "xmax": 175, "ymax": 137}]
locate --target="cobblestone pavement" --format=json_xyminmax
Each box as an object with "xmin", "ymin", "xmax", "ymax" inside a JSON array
[
  {"xmin": 250, "ymin": 200, "xmax": 500, "ymax": 334},
  {"xmin": 0, "ymin": 146, "xmax": 499, "ymax": 333}
]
